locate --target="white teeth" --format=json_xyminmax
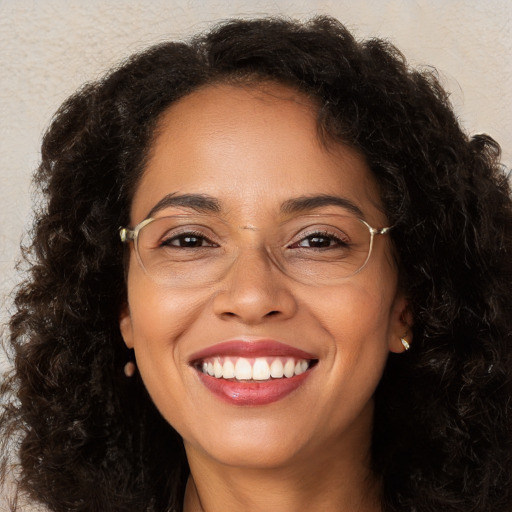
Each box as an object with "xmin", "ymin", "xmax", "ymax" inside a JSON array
[
  {"xmin": 234, "ymin": 358, "xmax": 253, "ymax": 380},
  {"xmin": 294, "ymin": 361, "xmax": 304, "ymax": 375},
  {"xmin": 283, "ymin": 358, "xmax": 295, "ymax": 378},
  {"xmin": 252, "ymin": 358, "xmax": 271, "ymax": 381},
  {"xmin": 200, "ymin": 356, "xmax": 312, "ymax": 380},
  {"xmin": 222, "ymin": 358, "xmax": 235, "ymax": 379},
  {"xmin": 270, "ymin": 359, "xmax": 284, "ymax": 378},
  {"xmin": 214, "ymin": 359, "xmax": 223, "ymax": 378},
  {"xmin": 295, "ymin": 360, "xmax": 309, "ymax": 375}
]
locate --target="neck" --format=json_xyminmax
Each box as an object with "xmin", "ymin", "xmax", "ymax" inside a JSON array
[{"xmin": 182, "ymin": 433, "xmax": 381, "ymax": 512}]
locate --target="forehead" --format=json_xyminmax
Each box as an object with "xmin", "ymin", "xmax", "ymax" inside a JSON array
[{"xmin": 131, "ymin": 83, "xmax": 384, "ymax": 224}]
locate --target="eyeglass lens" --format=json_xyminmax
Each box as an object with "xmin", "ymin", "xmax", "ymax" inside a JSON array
[{"xmin": 131, "ymin": 214, "xmax": 376, "ymax": 287}]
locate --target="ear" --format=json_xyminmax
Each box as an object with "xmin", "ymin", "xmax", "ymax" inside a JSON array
[
  {"xmin": 119, "ymin": 302, "xmax": 134, "ymax": 349},
  {"xmin": 388, "ymin": 293, "xmax": 413, "ymax": 354}
]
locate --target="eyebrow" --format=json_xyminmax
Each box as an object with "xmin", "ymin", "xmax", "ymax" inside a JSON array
[
  {"xmin": 280, "ymin": 195, "xmax": 365, "ymax": 218},
  {"xmin": 146, "ymin": 193, "xmax": 221, "ymax": 219},
  {"xmin": 145, "ymin": 192, "xmax": 365, "ymax": 221}
]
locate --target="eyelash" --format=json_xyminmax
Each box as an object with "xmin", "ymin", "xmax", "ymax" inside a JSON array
[
  {"xmin": 288, "ymin": 230, "xmax": 349, "ymax": 250},
  {"xmin": 158, "ymin": 229, "xmax": 349, "ymax": 250},
  {"xmin": 160, "ymin": 230, "xmax": 218, "ymax": 248}
]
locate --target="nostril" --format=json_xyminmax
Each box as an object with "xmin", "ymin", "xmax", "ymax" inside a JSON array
[
  {"xmin": 212, "ymin": 282, "xmax": 297, "ymax": 323},
  {"xmin": 223, "ymin": 310, "xmax": 280, "ymax": 318}
]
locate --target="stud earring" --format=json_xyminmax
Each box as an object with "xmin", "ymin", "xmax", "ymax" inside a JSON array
[
  {"xmin": 124, "ymin": 361, "xmax": 136, "ymax": 377},
  {"xmin": 400, "ymin": 337, "xmax": 410, "ymax": 351}
]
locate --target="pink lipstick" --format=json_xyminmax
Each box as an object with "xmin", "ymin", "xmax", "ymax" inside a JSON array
[{"xmin": 190, "ymin": 339, "xmax": 317, "ymax": 406}]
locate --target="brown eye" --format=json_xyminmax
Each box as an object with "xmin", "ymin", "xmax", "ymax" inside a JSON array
[
  {"xmin": 299, "ymin": 235, "xmax": 335, "ymax": 248},
  {"xmin": 292, "ymin": 232, "xmax": 349, "ymax": 250},
  {"xmin": 162, "ymin": 232, "xmax": 216, "ymax": 248}
]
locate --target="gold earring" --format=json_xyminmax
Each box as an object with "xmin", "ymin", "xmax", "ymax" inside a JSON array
[
  {"xmin": 124, "ymin": 361, "xmax": 136, "ymax": 377},
  {"xmin": 400, "ymin": 338, "xmax": 410, "ymax": 351}
]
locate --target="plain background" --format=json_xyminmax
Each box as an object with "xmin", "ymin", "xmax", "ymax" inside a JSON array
[{"xmin": 1, "ymin": 0, "xmax": 511, "ymax": 371}]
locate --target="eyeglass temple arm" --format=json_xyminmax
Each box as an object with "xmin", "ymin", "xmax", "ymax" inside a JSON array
[
  {"xmin": 373, "ymin": 226, "xmax": 392, "ymax": 235},
  {"xmin": 120, "ymin": 218, "xmax": 157, "ymax": 243},
  {"xmin": 119, "ymin": 227, "xmax": 135, "ymax": 243}
]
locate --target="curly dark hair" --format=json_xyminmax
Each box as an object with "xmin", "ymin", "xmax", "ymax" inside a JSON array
[{"xmin": 1, "ymin": 15, "xmax": 511, "ymax": 512}]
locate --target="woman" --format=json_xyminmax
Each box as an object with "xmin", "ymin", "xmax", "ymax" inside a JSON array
[{"xmin": 1, "ymin": 16, "xmax": 511, "ymax": 512}]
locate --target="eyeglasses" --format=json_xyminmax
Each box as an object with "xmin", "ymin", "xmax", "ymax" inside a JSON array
[{"xmin": 119, "ymin": 214, "xmax": 391, "ymax": 288}]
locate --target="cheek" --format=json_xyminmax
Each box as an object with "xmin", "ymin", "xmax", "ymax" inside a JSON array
[
  {"xmin": 124, "ymin": 277, "xmax": 210, "ymax": 435},
  {"xmin": 316, "ymin": 279, "xmax": 395, "ymax": 342},
  {"xmin": 309, "ymin": 277, "xmax": 398, "ymax": 400},
  {"xmin": 127, "ymin": 266, "xmax": 205, "ymax": 338},
  {"xmin": 124, "ymin": 271, "xmax": 204, "ymax": 378}
]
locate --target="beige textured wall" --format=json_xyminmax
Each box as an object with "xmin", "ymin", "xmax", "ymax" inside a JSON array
[{"xmin": 1, "ymin": 0, "xmax": 511, "ymax": 361}]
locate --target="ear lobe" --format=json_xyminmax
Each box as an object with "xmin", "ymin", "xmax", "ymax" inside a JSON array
[
  {"xmin": 119, "ymin": 303, "xmax": 134, "ymax": 349},
  {"xmin": 388, "ymin": 295, "xmax": 413, "ymax": 354}
]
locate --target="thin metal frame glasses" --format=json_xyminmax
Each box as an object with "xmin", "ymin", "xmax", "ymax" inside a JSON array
[{"xmin": 120, "ymin": 214, "xmax": 391, "ymax": 288}]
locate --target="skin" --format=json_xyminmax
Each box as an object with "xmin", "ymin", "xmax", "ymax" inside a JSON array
[{"xmin": 120, "ymin": 82, "xmax": 411, "ymax": 512}]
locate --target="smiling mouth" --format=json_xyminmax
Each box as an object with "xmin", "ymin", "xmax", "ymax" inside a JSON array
[
  {"xmin": 189, "ymin": 339, "xmax": 318, "ymax": 405},
  {"xmin": 195, "ymin": 356, "xmax": 317, "ymax": 381}
]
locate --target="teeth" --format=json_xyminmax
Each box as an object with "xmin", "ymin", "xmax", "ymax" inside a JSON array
[
  {"xmin": 252, "ymin": 358, "xmax": 271, "ymax": 381},
  {"xmin": 283, "ymin": 358, "xmax": 295, "ymax": 378},
  {"xmin": 199, "ymin": 356, "xmax": 312, "ymax": 381},
  {"xmin": 222, "ymin": 358, "xmax": 235, "ymax": 379},
  {"xmin": 234, "ymin": 358, "xmax": 252, "ymax": 380},
  {"xmin": 294, "ymin": 361, "xmax": 304, "ymax": 375},
  {"xmin": 294, "ymin": 360, "xmax": 309, "ymax": 376},
  {"xmin": 270, "ymin": 359, "xmax": 284, "ymax": 378},
  {"xmin": 214, "ymin": 359, "xmax": 223, "ymax": 378}
]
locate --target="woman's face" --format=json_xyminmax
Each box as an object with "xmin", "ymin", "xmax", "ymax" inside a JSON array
[{"xmin": 120, "ymin": 83, "xmax": 409, "ymax": 470}]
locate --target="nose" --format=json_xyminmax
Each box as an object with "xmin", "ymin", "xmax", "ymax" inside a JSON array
[{"xmin": 212, "ymin": 248, "xmax": 298, "ymax": 325}]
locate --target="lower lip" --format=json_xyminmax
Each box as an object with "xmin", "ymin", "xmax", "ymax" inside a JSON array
[{"xmin": 197, "ymin": 370, "xmax": 312, "ymax": 406}]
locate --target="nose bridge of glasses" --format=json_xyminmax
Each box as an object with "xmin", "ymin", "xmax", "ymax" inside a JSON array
[{"xmin": 225, "ymin": 236, "xmax": 283, "ymax": 276}]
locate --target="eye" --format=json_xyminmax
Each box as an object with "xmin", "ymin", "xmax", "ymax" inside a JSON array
[
  {"xmin": 161, "ymin": 231, "xmax": 217, "ymax": 248},
  {"xmin": 289, "ymin": 231, "xmax": 349, "ymax": 250}
]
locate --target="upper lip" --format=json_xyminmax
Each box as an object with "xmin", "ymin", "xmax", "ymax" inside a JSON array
[{"xmin": 188, "ymin": 338, "xmax": 318, "ymax": 364}]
